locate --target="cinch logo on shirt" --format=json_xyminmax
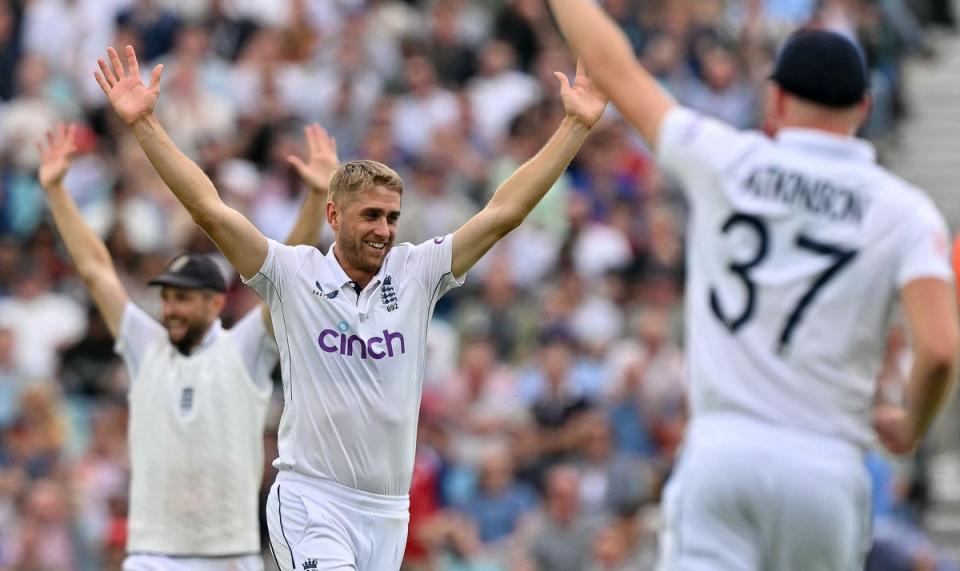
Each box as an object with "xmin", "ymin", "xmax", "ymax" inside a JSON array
[{"xmin": 318, "ymin": 328, "xmax": 406, "ymax": 359}]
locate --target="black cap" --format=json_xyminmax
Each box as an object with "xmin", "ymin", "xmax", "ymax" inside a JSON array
[
  {"xmin": 148, "ymin": 253, "xmax": 228, "ymax": 292},
  {"xmin": 771, "ymin": 29, "xmax": 868, "ymax": 108}
]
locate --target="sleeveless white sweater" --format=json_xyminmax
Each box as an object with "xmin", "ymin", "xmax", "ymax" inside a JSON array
[{"xmin": 126, "ymin": 330, "xmax": 271, "ymax": 555}]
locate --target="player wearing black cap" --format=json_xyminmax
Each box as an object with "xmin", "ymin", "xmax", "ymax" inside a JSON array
[
  {"xmin": 36, "ymin": 122, "xmax": 338, "ymax": 570},
  {"xmin": 769, "ymin": 29, "xmax": 870, "ymax": 109},
  {"xmin": 546, "ymin": 3, "xmax": 959, "ymax": 570}
]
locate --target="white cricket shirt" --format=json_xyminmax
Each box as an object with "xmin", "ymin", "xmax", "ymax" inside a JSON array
[
  {"xmin": 245, "ymin": 235, "xmax": 463, "ymax": 496},
  {"xmin": 658, "ymin": 107, "xmax": 952, "ymax": 447}
]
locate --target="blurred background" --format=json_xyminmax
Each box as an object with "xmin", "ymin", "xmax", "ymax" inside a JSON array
[{"xmin": 0, "ymin": 0, "xmax": 958, "ymax": 569}]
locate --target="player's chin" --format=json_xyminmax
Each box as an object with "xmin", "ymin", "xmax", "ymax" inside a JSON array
[{"xmin": 364, "ymin": 243, "xmax": 389, "ymax": 261}]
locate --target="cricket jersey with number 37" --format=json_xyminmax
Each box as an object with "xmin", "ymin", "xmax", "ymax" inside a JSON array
[{"xmin": 658, "ymin": 107, "xmax": 952, "ymax": 446}]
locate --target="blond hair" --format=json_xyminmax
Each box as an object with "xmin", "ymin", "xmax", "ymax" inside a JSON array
[{"xmin": 329, "ymin": 160, "xmax": 404, "ymax": 205}]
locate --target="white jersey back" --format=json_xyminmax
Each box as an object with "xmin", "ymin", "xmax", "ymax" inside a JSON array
[
  {"xmin": 245, "ymin": 236, "xmax": 462, "ymax": 496},
  {"xmin": 658, "ymin": 108, "xmax": 952, "ymax": 446}
]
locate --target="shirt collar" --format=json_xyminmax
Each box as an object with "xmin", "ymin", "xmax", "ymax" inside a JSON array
[
  {"xmin": 318, "ymin": 243, "xmax": 389, "ymax": 294},
  {"xmin": 775, "ymin": 128, "xmax": 876, "ymax": 163}
]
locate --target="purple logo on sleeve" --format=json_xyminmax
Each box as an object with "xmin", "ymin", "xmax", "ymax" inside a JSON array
[
  {"xmin": 318, "ymin": 329, "xmax": 406, "ymax": 359},
  {"xmin": 433, "ymin": 236, "xmax": 445, "ymax": 244}
]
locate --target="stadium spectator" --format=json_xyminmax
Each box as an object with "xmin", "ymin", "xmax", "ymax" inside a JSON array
[
  {"xmin": 393, "ymin": 53, "xmax": 461, "ymax": 158},
  {"xmin": 456, "ymin": 446, "xmax": 539, "ymax": 545},
  {"xmin": 523, "ymin": 465, "xmax": 602, "ymax": 571},
  {"xmin": 0, "ymin": 267, "xmax": 86, "ymax": 380}
]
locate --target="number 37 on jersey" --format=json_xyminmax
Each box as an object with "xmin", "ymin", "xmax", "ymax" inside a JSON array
[{"xmin": 708, "ymin": 212, "xmax": 858, "ymax": 355}]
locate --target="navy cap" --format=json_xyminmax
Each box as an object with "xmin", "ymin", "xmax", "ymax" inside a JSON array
[
  {"xmin": 148, "ymin": 253, "xmax": 228, "ymax": 292},
  {"xmin": 771, "ymin": 29, "xmax": 868, "ymax": 108}
]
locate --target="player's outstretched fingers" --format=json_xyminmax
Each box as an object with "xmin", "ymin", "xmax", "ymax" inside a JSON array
[
  {"xmin": 306, "ymin": 125, "xmax": 319, "ymax": 157},
  {"xmin": 325, "ymin": 129, "xmax": 337, "ymax": 157},
  {"xmin": 149, "ymin": 64, "xmax": 164, "ymax": 90},
  {"xmin": 328, "ymin": 135, "xmax": 338, "ymax": 160},
  {"xmin": 126, "ymin": 45, "xmax": 140, "ymax": 77},
  {"xmin": 553, "ymin": 71, "xmax": 572, "ymax": 97},
  {"xmin": 107, "ymin": 47, "xmax": 126, "ymax": 80},
  {"xmin": 96, "ymin": 58, "xmax": 117, "ymax": 87},
  {"xmin": 318, "ymin": 126, "xmax": 336, "ymax": 153},
  {"xmin": 287, "ymin": 154, "xmax": 308, "ymax": 176},
  {"xmin": 94, "ymin": 71, "xmax": 107, "ymax": 93}
]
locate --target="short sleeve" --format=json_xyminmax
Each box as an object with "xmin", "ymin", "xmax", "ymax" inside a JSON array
[
  {"xmin": 656, "ymin": 106, "xmax": 764, "ymax": 198},
  {"xmin": 408, "ymin": 234, "xmax": 465, "ymax": 302},
  {"xmin": 226, "ymin": 308, "xmax": 279, "ymax": 392},
  {"xmin": 895, "ymin": 201, "xmax": 952, "ymax": 287},
  {"xmin": 114, "ymin": 303, "xmax": 166, "ymax": 381},
  {"xmin": 243, "ymin": 239, "xmax": 312, "ymax": 303}
]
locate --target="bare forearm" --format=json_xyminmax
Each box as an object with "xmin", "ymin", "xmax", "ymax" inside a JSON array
[
  {"xmin": 129, "ymin": 114, "xmax": 267, "ymax": 278},
  {"xmin": 490, "ymin": 117, "xmax": 589, "ymax": 223},
  {"xmin": 549, "ymin": 0, "xmax": 634, "ymax": 83},
  {"xmin": 451, "ymin": 117, "xmax": 591, "ymax": 276},
  {"xmin": 44, "ymin": 185, "xmax": 113, "ymax": 278},
  {"xmin": 284, "ymin": 188, "xmax": 327, "ymax": 247},
  {"xmin": 906, "ymin": 350, "xmax": 957, "ymax": 444},
  {"xmin": 130, "ymin": 114, "xmax": 222, "ymax": 222},
  {"xmin": 547, "ymin": 0, "xmax": 675, "ymax": 145}
]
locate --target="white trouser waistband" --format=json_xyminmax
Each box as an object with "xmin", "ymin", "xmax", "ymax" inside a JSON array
[
  {"xmin": 685, "ymin": 413, "xmax": 865, "ymax": 465},
  {"xmin": 276, "ymin": 470, "xmax": 409, "ymax": 518}
]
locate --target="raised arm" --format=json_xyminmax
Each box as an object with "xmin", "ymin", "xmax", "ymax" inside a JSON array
[
  {"xmin": 546, "ymin": 0, "xmax": 676, "ymax": 149},
  {"xmin": 37, "ymin": 124, "xmax": 128, "ymax": 337},
  {"xmin": 451, "ymin": 63, "xmax": 608, "ymax": 277},
  {"xmin": 94, "ymin": 45, "xmax": 267, "ymax": 279}
]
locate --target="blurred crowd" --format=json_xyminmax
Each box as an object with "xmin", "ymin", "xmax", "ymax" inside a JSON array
[{"xmin": 0, "ymin": 0, "xmax": 956, "ymax": 569}]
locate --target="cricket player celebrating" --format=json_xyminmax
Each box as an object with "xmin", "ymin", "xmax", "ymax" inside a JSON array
[
  {"xmin": 37, "ymin": 121, "xmax": 338, "ymax": 570},
  {"xmin": 545, "ymin": 2, "xmax": 960, "ymax": 569},
  {"xmin": 94, "ymin": 45, "xmax": 608, "ymax": 569}
]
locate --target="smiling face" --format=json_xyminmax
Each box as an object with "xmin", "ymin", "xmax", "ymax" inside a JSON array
[
  {"xmin": 327, "ymin": 160, "xmax": 404, "ymax": 286},
  {"xmin": 328, "ymin": 185, "xmax": 401, "ymax": 283},
  {"xmin": 160, "ymin": 286, "xmax": 224, "ymax": 354}
]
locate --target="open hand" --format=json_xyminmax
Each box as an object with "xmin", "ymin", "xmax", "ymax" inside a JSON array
[
  {"xmin": 37, "ymin": 123, "xmax": 78, "ymax": 190},
  {"xmin": 94, "ymin": 45, "xmax": 164, "ymax": 125},
  {"xmin": 287, "ymin": 124, "xmax": 339, "ymax": 193},
  {"xmin": 873, "ymin": 404, "xmax": 916, "ymax": 455},
  {"xmin": 554, "ymin": 61, "xmax": 609, "ymax": 129}
]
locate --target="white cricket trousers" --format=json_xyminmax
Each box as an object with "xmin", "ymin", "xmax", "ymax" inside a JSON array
[
  {"xmin": 266, "ymin": 470, "xmax": 410, "ymax": 571},
  {"xmin": 658, "ymin": 414, "xmax": 872, "ymax": 571}
]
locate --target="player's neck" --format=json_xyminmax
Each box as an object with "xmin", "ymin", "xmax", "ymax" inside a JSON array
[
  {"xmin": 332, "ymin": 245, "xmax": 376, "ymax": 290},
  {"xmin": 778, "ymin": 106, "xmax": 860, "ymax": 137},
  {"xmin": 779, "ymin": 119, "xmax": 857, "ymax": 137}
]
